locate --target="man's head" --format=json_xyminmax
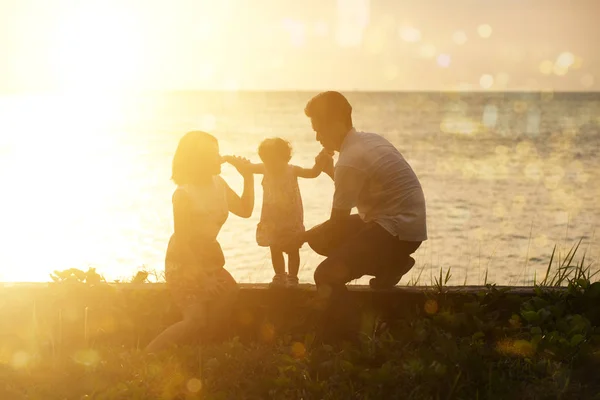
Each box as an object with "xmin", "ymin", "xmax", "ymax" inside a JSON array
[{"xmin": 304, "ymin": 91, "xmax": 353, "ymax": 152}]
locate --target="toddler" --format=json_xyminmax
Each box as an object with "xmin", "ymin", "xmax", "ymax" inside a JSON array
[{"xmin": 248, "ymin": 138, "xmax": 322, "ymax": 287}]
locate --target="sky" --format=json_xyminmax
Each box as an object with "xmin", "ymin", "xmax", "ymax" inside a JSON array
[{"xmin": 1, "ymin": 0, "xmax": 599, "ymax": 92}]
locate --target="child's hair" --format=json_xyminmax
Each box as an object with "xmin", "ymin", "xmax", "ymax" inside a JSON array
[{"xmin": 258, "ymin": 138, "xmax": 293, "ymax": 164}]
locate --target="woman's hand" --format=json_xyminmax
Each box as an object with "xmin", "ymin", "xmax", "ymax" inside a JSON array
[{"xmin": 223, "ymin": 155, "xmax": 253, "ymax": 177}]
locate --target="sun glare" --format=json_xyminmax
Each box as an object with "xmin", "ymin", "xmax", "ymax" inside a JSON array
[
  {"xmin": 50, "ymin": 4, "xmax": 146, "ymax": 92},
  {"xmin": 0, "ymin": 92, "xmax": 130, "ymax": 281}
]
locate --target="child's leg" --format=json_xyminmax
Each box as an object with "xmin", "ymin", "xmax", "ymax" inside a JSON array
[
  {"xmin": 287, "ymin": 248, "xmax": 300, "ymax": 278},
  {"xmin": 270, "ymin": 246, "xmax": 286, "ymax": 276}
]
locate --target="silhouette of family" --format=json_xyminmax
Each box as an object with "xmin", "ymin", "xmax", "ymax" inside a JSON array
[{"xmin": 146, "ymin": 91, "xmax": 428, "ymax": 352}]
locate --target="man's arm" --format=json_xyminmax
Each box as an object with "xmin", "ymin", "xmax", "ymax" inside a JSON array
[
  {"xmin": 330, "ymin": 207, "xmax": 351, "ymax": 220},
  {"xmin": 298, "ymin": 167, "xmax": 363, "ymax": 246},
  {"xmin": 330, "ymin": 165, "xmax": 365, "ymax": 214}
]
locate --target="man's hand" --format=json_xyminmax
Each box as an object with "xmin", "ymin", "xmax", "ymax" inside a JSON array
[{"xmin": 315, "ymin": 149, "xmax": 334, "ymax": 178}]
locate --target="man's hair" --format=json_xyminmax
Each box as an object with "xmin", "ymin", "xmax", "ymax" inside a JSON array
[
  {"xmin": 304, "ymin": 91, "xmax": 353, "ymax": 127},
  {"xmin": 171, "ymin": 131, "xmax": 218, "ymax": 185},
  {"xmin": 258, "ymin": 137, "xmax": 293, "ymax": 164}
]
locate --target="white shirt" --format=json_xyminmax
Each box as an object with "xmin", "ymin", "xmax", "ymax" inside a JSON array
[{"xmin": 333, "ymin": 129, "xmax": 428, "ymax": 242}]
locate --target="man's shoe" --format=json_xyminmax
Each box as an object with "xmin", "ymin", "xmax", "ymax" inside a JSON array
[{"xmin": 369, "ymin": 257, "xmax": 415, "ymax": 289}]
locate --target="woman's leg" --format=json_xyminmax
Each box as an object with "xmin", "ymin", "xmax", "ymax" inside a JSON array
[
  {"xmin": 204, "ymin": 269, "xmax": 239, "ymax": 340},
  {"xmin": 145, "ymin": 302, "xmax": 207, "ymax": 353}
]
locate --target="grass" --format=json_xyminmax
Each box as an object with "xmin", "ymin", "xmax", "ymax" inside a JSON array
[{"xmin": 1, "ymin": 243, "xmax": 600, "ymax": 399}]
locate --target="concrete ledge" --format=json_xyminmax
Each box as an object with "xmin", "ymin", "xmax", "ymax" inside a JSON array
[
  {"xmin": 0, "ymin": 282, "xmax": 545, "ymax": 293},
  {"xmin": 0, "ymin": 283, "xmax": 558, "ymax": 349}
]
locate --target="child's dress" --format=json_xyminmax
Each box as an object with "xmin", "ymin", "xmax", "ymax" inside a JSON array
[{"xmin": 256, "ymin": 165, "xmax": 305, "ymax": 249}]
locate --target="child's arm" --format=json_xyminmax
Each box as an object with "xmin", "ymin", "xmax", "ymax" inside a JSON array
[
  {"xmin": 248, "ymin": 163, "xmax": 266, "ymax": 174},
  {"xmin": 222, "ymin": 155, "xmax": 265, "ymax": 174},
  {"xmin": 294, "ymin": 163, "xmax": 322, "ymax": 179}
]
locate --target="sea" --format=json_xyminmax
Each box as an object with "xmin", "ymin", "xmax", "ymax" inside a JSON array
[{"xmin": 0, "ymin": 91, "xmax": 599, "ymax": 285}]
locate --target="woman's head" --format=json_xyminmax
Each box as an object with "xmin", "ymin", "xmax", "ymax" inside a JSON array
[
  {"xmin": 172, "ymin": 131, "xmax": 221, "ymax": 185},
  {"xmin": 258, "ymin": 138, "xmax": 292, "ymax": 169}
]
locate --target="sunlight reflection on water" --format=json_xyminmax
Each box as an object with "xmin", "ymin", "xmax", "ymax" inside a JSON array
[{"xmin": 0, "ymin": 91, "xmax": 598, "ymax": 285}]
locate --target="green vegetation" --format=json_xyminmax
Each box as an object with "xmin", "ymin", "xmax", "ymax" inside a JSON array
[{"xmin": 0, "ymin": 243, "xmax": 599, "ymax": 399}]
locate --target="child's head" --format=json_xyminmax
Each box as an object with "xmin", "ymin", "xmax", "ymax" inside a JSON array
[{"xmin": 258, "ymin": 138, "xmax": 292, "ymax": 168}]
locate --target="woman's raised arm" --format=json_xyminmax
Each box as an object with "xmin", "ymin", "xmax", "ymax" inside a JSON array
[{"xmin": 223, "ymin": 156, "xmax": 255, "ymax": 218}]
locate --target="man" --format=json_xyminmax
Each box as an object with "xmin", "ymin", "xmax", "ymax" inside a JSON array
[{"xmin": 292, "ymin": 91, "xmax": 427, "ymax": 292}]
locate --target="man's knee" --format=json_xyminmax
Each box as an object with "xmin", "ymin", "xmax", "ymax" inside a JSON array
[
  {"xmin": 307, "ymin": 217, "xmax": 359, "ymax": 256},
  {"xmin": 308, "ymin": 240, "xmax": 330, "ymax": 257},
  {"xmin": 314, "ymin": 257, "xmax": 352, "ymax": 286}
]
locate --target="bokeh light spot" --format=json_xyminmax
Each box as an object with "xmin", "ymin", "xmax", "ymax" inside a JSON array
[
  {"xmin": 493, "ymin": 204, "xmax": 506, "ymax": 219},
  {"xmin": 556, "ymin": 52, "xmax": 575, "ymax": 69},
  {"xmin": 495, "ymin": 145, "xmax": 509, "ymax": 157},
  {"xmin": 539, "ymin": 60, "xmax": 553, "ymax": 75},
  {"xmin": 477, "ymin": 24, "xmax": 492, "ymax": 38},
  {"xmin": 512, "ymin": 195, "xmax": 526, "ymax": 212},
  {"xmin": 10, "ymin": 351, "xmax": 31, "ymax": 369},
  {"xmin": 419, "ymin": 44, "xmax": 436, "ymax": 58},
  {"xmin": 497, "ymin": 339, "xmax": 534, "ymax": 357},
  {"xmin": 553, "ymin": 64, "xmax": 568, "ymax": 76},
  {"xmin": 335, "ymin": 0, "xmax": 369, "ymax": 48},
  {"xmin": 424, "ymin": 299, "xmax": 438, "ymax": 314},
  {"xmin": 259, "ymin": 322, "xmax": 276, "ymax": 342},
  {"xmin": 513, "ymin": 101, "xmax": 528, "ymax": 114},
  {"xmin": 524, "ymin": 163, "xmax": 543, "ymax": 181},
  {"xmin": 365, "ymin": 29, "xmax": 387, "ymax": 54},
  {"xmin": 576, "ymin": 171, "xmax": 590, "ymax": 183},
  {"xmin": 440, "ymin": 117, "xmax": 479, "ymax": 135},
  {"xmin": 187, "ymin": 378, "xmax": 202, "ymax": 393},
  {"xmin": 291, "ymin": 342, "xmax": 306, "ymax": 358},
  {"xmin": 436, "ymin": 54, "xmax": 451, "ymax": 68},
  {"xmin": 515, "ymin": 140, "xmax": 534, "ymax": 157},
  {"xmin": 555, "ymin": 211, "xmax": 569, "ymax": 225},
  {"xmin": 479, "ymin": 74, "xmax": 494, "ymax": 89},
  {"xmin": 399, "ymin": 26, "xmax": 421, "ymax": 43},
  {"xmin": 482, "ymin": 104, "xmax": 498, "ymax": 128},
  {"xmin": 452, "ymin": 31, "xmax": 467, "ymax": 45},
  {"xmin": 72, "ymin": 349, "xmax": 101, "ymax": 367}
]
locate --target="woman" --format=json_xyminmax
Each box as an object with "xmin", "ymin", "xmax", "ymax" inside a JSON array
[{"xmin": 146, "ymin": 131, "xmax": 253, "ymax": 353}]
